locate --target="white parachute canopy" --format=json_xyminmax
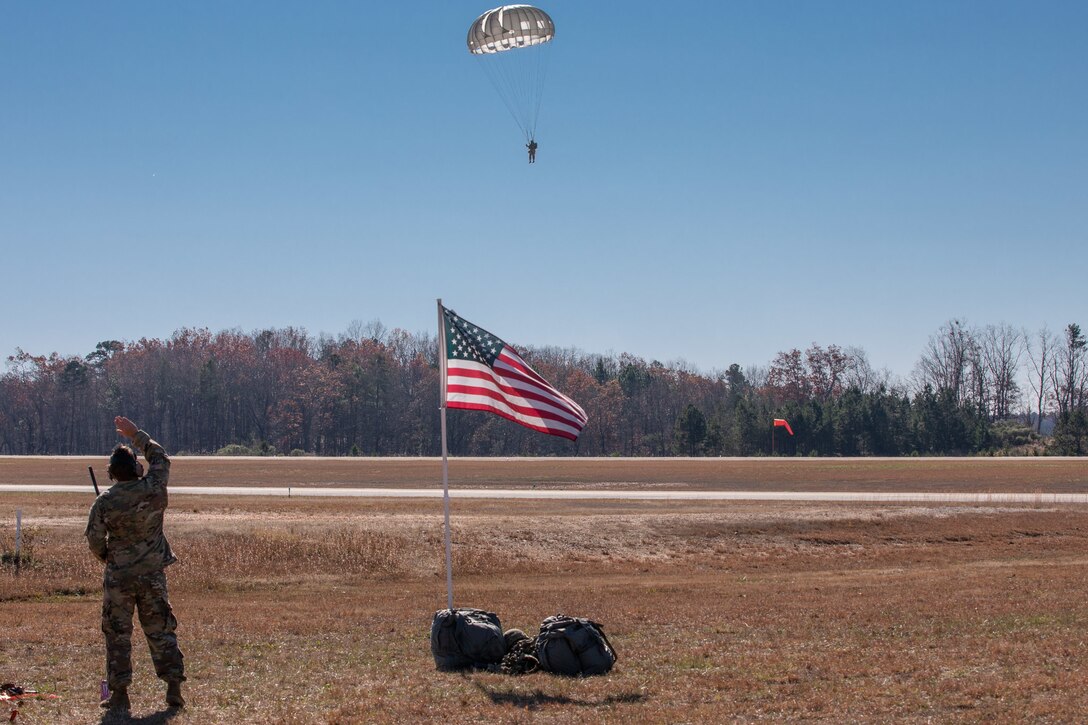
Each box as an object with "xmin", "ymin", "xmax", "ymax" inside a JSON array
[{"xmin": 467, "ymin": 5, "xmax": 555, "ymax": 142}]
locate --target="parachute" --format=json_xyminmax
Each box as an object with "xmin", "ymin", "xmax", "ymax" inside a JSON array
[{"xmin": 467, "ymin": 5, "xmax": 555, "ymax": 143}]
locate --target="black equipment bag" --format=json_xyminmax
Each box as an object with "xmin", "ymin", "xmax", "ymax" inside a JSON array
[
  {"xmin": 430, "ymin": 608, "xmax": 506, "ymax": 671},
  {"xmin": 535, "ymin": 614, "xmax": 616, "ymax": 676}
]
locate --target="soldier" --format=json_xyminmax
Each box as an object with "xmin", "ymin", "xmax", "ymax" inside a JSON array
[
  {"xmin": 526, "ymin": 138, "xmax": 538, "ymax": 163},
  {"xmin": 86, "ymin": 416, "xmax": 186, "ymax": 712}
]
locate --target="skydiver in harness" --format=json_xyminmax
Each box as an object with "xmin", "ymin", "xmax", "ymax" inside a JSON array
[{"xmin": 526, "ymin": 138, "xmax": 538, "ymax": 164}]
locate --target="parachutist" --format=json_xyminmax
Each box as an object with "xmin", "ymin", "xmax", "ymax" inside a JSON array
[{"xmin": 526, "ymin": 139, "xmax": 538, "ymax": 164}]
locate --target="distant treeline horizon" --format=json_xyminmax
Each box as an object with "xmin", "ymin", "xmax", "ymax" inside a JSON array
[{"xmin": 1, "ymin": 320, "xmax": 1085, "ymax": 457}]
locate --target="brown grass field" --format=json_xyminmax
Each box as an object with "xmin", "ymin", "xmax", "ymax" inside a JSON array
[{"xmin": 2, "ymin": 457, "xmax": 1088, "ymax": 723}]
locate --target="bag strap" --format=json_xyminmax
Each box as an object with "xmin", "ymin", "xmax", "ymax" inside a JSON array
[{"xmin": 586, "ymin": 620, "xmax": 618, "ymax": 663}]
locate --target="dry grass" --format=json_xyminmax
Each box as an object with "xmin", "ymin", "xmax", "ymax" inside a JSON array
[
  {"xmin": 2, "ymin": 459, "xmax": 1088, "ymax": 723},
  {"xmin": 4, "ymin": 455, "xmax": 1088, "ymax": 492}
]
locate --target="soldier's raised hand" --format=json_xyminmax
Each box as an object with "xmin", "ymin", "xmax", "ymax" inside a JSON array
[{"xmin": 114, "ymin": 416, "xmax": 138, "ymax": 441}]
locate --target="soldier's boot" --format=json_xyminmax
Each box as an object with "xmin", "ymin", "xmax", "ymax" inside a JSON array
[
  {"xmin": 166, "ymin": 680, "xmax": 185, "ymax": 708},
  {"xmin": 100, "ymin": 686, "xmax": 130, "ymax": 711}
]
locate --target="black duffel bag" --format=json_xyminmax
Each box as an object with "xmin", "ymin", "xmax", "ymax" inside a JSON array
[{"xmin": 430, "ymin": 608, "xmax": 506, "ymax": 671}]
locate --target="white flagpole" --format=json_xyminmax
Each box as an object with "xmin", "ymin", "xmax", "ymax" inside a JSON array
[{"xmin": 437, "ymin": 299, "xmax": 454, "ymax": 611}]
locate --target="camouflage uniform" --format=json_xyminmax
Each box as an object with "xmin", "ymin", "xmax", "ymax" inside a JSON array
[{"xmin": 86, "ymin": 430, "xmax": 185, "ymax": 691}]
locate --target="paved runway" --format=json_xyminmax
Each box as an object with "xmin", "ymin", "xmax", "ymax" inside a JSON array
[{"xmin": 2, "ymin": 484, "xmax": 1088, "ymax": 504}]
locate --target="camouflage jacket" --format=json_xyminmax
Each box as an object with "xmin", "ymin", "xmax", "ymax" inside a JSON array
[{"xmin": 85, "ymin": 430, "xmax": 178, "ymax": 576}]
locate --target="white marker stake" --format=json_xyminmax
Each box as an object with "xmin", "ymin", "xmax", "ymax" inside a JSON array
[{"xmin": 14, "ymin": 509, "xmax": 22, "ymax": 575}]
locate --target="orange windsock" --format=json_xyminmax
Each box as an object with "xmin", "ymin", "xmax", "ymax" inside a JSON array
[{"xmin": 773, "ymin": 418, "xmax": 794, "ymax": 436}]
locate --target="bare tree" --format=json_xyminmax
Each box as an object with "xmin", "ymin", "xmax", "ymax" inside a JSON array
[
  {"xmin": 913, "ymin": 319, "xmax": 975, "ymax": 403},
  {"xmin": 744, "ymin": 365, "xmax": 768, "ymax": 393},
  {"xmin": 841, "ymin": 345, "xmax": 886, "ymax": 393},
  {"xmin": 965, "ymin": 335, "xmax": 989, "ymax": 415},
  {"xmin": 344, "ymin": 319, "xmax": 388, "ymax": 344},
  {"xmin": 979, "ymin": 323, "xmax": 1025, "ymax": 420},
  {"xmin": 1026, "ymin": 326, "xmax": 1056, "ymax": 432}
]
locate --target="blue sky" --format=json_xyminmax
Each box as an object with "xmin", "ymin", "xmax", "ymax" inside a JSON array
[{"xmin": 2, "ymin": 1, "xmax": 1085, "ymax": 379}]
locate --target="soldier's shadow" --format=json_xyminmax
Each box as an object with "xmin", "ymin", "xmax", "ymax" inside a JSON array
[{"xmin": 99, "ymin": 706, "xmax": 182, "ymax": 725}]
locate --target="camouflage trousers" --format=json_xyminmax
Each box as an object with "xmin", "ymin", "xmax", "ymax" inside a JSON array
[{"xmin": 102, "ymin": 568, "xmax": 185, "ymax": 690}]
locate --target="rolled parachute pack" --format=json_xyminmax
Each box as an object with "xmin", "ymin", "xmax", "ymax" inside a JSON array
[{"xmin": 535, "ymin": 614, "xmax": 616, "ymax": 676}]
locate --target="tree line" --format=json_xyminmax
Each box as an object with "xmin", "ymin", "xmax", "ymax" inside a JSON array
[{"xmin": 1, "ymin": 319, "xmax": 1084, "ymax": 457}]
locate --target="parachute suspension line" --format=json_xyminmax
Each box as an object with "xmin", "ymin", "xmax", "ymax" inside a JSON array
[
  {"xmin": 521, "ymin": 42, "xmax": 550, "ymax": 142},
  {"xmin": 520, "ymin": 45, "xmax": 540, "ymax": 139},
  {"xmin": 526, "ymin": 42, "xmax": 551, "ymax": 143},
  {"xmin": 516, "ymin": 43, "xmax": 547, "ymax": 142},
  {"xmin": 514, "ymin": 42, "xmax": 551, "ymax": 143},
  {"xmin": 476, "ymin": 58, "xmax": 532, "ymax": 143}
]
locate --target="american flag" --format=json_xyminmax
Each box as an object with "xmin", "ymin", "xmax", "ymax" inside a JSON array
[{"xmin": 442, "ymin": 306, "xmax": 587, "ymax": 441}]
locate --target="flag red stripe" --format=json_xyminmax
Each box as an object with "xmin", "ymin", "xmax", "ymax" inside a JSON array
[
  {"xmin": 484, "ymin": 363, "xmax": 588, "ymax": 425},
  {"xmin": 499, "ymin": 346, "xmax": 553, "ymax": 388},
  {"xmin": 450, "ymin": 354, "xmax": 587, "ymax": 425},
  {"xmin": 452, "ymin": 362, "xmax": 570, "ymax": 413},
  {"xmin": 447, "ymin": 394, "xmax": 583, "ymax": 438},
  {"xmin": 446, "ymin": 367, "xmax": 587, "ymax": 428},
  {"xmin": 446, "ymin": 401, "xmax": 580, "ymax": 440},
  {"xmin": 447, "ymin": 381, "xmax": 585, "ymax": 429},
  {"xmin": 494, "ymin": 351, "xmax": 588, "ymax": 422}
]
